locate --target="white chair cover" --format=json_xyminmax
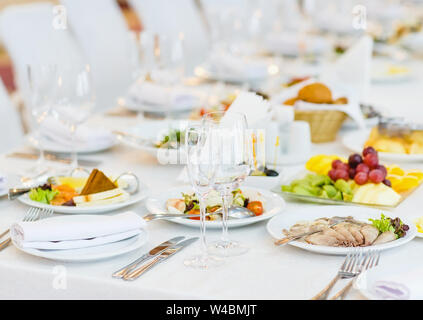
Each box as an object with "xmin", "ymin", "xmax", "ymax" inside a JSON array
[{"xmin": 60, "ymin": 0, "xmax": 134, "ymax": 111}]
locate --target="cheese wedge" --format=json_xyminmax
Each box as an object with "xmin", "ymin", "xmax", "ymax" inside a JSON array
[
  {"xmin": 75, "ymin": 192, "xmax": 130, "ymax": 207},
  {"xmin": 73, "ymin": 188, "xmax": 127, "ymax": 205}
]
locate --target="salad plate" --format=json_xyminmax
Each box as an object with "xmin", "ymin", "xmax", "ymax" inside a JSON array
[
  {"xmin": 354, "ymin": 264, "xmax": 423, "ymax": 299},
  {"xmin": 12, "ymin": 232, "xmax": 148, "ymax": 262},
  {"xmin": 342, "ymin": 130, "xmax": 423, "ymax": 162},
  {"xmin": 145, "ymin": 186, "xmax": 286, "ymax": 229},
  {"xmin": 266, "ymin": 206, "xmax": 417, "ymax": 255}
]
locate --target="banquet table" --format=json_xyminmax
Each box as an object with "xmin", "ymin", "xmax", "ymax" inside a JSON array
[{"xmin": 1, "ymin": 68, "xmax": 423, "ymax": 300}]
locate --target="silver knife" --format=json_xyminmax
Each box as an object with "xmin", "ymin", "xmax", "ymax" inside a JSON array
[
  {"xmin": 123, "ymin": 237, "xmax": 199, "ymax": 281},
  {"xmin": 6, "ymin": 152, "xmax": 101, "ymax": 167},
  {"xmin": 112, "ymin": 236, "xmax": 186, "ymax": 278}
]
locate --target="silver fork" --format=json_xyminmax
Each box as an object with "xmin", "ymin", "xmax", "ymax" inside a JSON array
[
  {"xmin": 311, "ymin": 250, "xmax": 365, "ymax": 300},
  {"xmin": 0, "ymin": 207, "xmax": 54, "ymax": 251},
  {"xmin": 330, "ymin": 250, "xmax": 380, "ymax": 300}
]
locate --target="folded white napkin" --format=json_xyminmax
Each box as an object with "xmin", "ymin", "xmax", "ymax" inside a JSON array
[
  {"xmin": 264, "ymin": 32, "xmax": 329, "ymax": 56},
  {"xmin": 320, "ymin": 35, "xmax": 373, "ymax": 103},
  {"xmin": 11, "ymin": 211, "xmax": 147, "ymax": 250},
  {"xmin": 39, "ymin": 116, "xmax": 115, "ymax": 150},
  {"xmin": 208, "ymin": 52, "xmax": 270, "ymax": 79},
  {"xmin": 127, "ymin": 81, "xmax": 202, "ymax": 111}
]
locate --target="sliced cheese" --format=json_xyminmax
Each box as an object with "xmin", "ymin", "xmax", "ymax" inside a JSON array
[
  {"xmin": 75, "ymin": 192, "xmax": 130, "ymax": 207},
  {"xmin": 73, "ymin": 188, "xmax": 126, "ymax": 204}
]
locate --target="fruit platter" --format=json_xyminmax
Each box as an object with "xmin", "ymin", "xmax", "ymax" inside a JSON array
[{"xmin": 275, "ymin": 147, "xmax": 423, "ymax": 208}]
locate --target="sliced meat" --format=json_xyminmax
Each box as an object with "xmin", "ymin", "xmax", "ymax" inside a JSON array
[
  {"xmin": 373, "ymin": 231, "xmax": 397, "ymax": 245},
  {"xmin": 322, "ymin": 228, "xmax": 348, "ymax": 243},
  {"xmin": 360, "ymin": 225, "xmax": 380, "ymax": 246},
  {"xmin": 286, "ymin": 222, "xmax": 311, "ymax": 236},
  {"xmin": 345, "ymin": 223, "xmax": 365, "ymax": 246},
  {"xmin": 332, "ymin": 224, "xmax": 357, "ymax": 244},
  {"xmin": 305, "ymin": 233, "xmax": 340, "ymax": 246}
]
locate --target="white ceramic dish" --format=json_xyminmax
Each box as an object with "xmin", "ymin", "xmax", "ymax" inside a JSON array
[
  {"xmin": 354, "ymin": 264, "xmax": 423, "ymax": 299},
  {"xmin": 145, "ymin": 185, "xmax": 286, "ymax": 229},
  {"xmin": 28, "ymin": 134, "xmax": 117, "ymax": 154},
  {"xmin": 266, "ymin": 205, "xmax": 417, "ymax": 255},
  {"xmin": 18, "ymin": 183, "xmax": 149, "ymax": 214},
  {"xmin": 12, "ymin": 232, "xmax": 148, "ymax": 262},
  {"xmin": 342, "ymin": 130, "xmax": 423, "ymax": 162}
]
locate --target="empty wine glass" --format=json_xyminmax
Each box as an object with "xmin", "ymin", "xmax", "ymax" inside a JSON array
[
  {"xmin": 202, "ymin": 111, "xmax": 254, "ymax": 257},
  {"xmin": 184, "ymin": 124, "xmax": 223, "ymax": 269},
  {"xmin": 25, "ymin": 64, "xmax": 57, "ymax": 175},
  {"xmin": 49, "ymin": 62, "xmax": 94, "ymax": 171}
]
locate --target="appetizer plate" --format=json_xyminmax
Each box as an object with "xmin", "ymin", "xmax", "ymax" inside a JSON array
[
  {"xmin": 145, "ymin": 186, "xmax": 286, "ymax": 229},
  {"xmin": 354, "ymin": 264, "xmax": 423, "ymax": 299},
  {"xmin": 12, "ymin": 232, "xmax": 148, "ymax": 262},
  {"xmin": 17, "ymin": 183, "xmax": 149, "ymax": 214},
  {"xmin": 117, "ymin": 120, "xmax": 190, "ymax": 164},
  {"xmin": 266, "ymin": 206, "xmax": 417, "ymax": 255},
  {"xmin": 28, "ymin": 134, "xmax": 117, "ymax": 154},
  {"xmin": 342, "ymin": 130, "xmax": 423, "ymax": 162}
]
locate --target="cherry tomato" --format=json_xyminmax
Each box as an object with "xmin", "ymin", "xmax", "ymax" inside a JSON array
[
  {"xmin": 187, "ymin": 209, "xmax": 210, "ymax": 220},
  {"xmin": 247, "ymin": 201, "xmax": 263, "ymax": 216}
]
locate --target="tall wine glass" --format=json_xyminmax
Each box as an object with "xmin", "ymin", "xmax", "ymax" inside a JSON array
[
  {"xmin": 184, "ymin": 124, "xmax": 223, "ymax": 269},
  {"xmin": 203, "ymin": 111, "xmax": 253, "ymax": 257},
  {"xmin": 49, "ymin": 62, "xmax": 94, "ymax": 171},
  {"xmin": 25, "ymin": 64, "xmax": 57, "ymax": 175}
]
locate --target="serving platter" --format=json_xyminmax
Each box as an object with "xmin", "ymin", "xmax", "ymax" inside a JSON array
[{"xmin": 266, "ymin": 206, "xmax": 417, "ymax": 255}]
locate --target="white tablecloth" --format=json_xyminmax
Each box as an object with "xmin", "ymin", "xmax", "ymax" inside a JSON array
[{"xmin": 1, "ymin": 68, "xmax": 423, "ymax": 300}]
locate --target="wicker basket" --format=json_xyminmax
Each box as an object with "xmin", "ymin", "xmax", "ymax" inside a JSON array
[{"xmin": 294, "ymin": 110, "xmax": 347, "ymax": 143}]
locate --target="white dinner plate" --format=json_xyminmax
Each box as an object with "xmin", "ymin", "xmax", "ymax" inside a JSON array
[
  {"xmin": 145, "ymin": 186, "xmax": 286, "ymax": 229},
  {"xmin": 342, "ymin": 130, "xmax": 423, "ymax": 162},
  {"xmin": 124, "ymin": 95, "xmax": 195, "ymax": 114},
  {"xmin": 194, "ymin": 64, "xmax": 274, "ymax": 84},
  {"xmin": 12, "ymin": 232, "xmax": 148, "ymax": 262},
  {"xmin": 28, "ymin": 134, "xmax": 117, "ymax": 154},
  {"xmin": 117, "ymin": 120, "xmax": 191, "ymax": 164},
  {"xmin": 18, "ymin": 183, "xmax": 149, "ymax": 214},
  {"xmin": 266, "ymin": 206, "xmax": 417, "ymax": 255},
  {"xmin": 354, "ymin": 264, "xmax": 423, "ymax": 300}
]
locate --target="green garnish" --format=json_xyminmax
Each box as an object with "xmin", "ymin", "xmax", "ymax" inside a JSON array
[
  {"xmin": 155, "ymin": 129, "xmax": 185, "ymax": 149},
  {"xmin": 369, "ymin": 214, "xmax": 396, "ymax": 234},
  {"xmin": 29, "ymin": 187, "xmax": 59, "ymax": 204}
]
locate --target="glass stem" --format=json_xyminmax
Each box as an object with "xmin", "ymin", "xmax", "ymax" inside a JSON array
[
  {"xmin": 70, "ymin": 124, "xmax": 78, "ymax": 171},
  {"xmin": 220, "ymin": 190, "xmax": 231, "ymax": 243},
  {"xmin": 198, "ymin": 194, "xmax": 208, "ymax": 258}
]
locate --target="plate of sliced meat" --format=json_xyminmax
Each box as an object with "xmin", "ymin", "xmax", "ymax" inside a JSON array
[{"xmin": 267, "ymin": 206, "xmax": 416, "ymax": 255}]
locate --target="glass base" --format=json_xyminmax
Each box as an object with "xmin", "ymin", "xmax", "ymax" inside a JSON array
[
  {"xmin": 208, "ymin": 240, "xmax": 249, "ymax": 257},
  {"xmin": 184, "ymin": 254, "xmax": 224, "ymax": 269}
]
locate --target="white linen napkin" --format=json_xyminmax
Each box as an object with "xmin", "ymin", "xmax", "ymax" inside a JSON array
[
  {"xmin": 264, "ymin": 32, "xmax": 329, "ymax": 56},
  {"xmin": 319, "ymin": 35, "xmax": 373, "ymax": 103},
  {"xmin": 127, "ymin": 81, "xmax": 203, "ymax": 111},
  {"xmin": 39, "ymin": 116, "xmax": 115, "ymax": 149},
  {"xmin": 208, "ymin": 52, "xmax": 270, "ymax": 79},
  {"xmin": 11, "ymin": 211, "xmax": 147, "ymax": 250}
]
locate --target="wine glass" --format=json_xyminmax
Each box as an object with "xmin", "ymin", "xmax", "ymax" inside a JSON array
[
  {"xmin": 202, "ymin": 111, "xmax": 254, "ymax": 257},
  {"xmin": 184, "ymin": 124, "xmax": 223, "ymax": 269},
  {"xmin": 49, "ymin": 62, "xmax": 94, "ymax": 171},
  {"xmin": 25, "ymin": 64, "xmax": 57, "ymax": 175}
]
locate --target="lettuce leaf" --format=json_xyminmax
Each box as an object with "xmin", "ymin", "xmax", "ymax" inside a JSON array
[
  {"xmin": 29, "ymin": 188, "xmax": 59, "ymax": 204},
  {"xmin": 369, "ymin": 214, "xmax": 395, "ymax": 234}
]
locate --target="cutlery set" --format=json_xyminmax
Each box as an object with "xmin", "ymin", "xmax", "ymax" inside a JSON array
[
  {"xmin": 112, "ymin": 236, "xmax": 198, "ymax": 281},
  {"xmin": 312, "ymin": 250, "xmax": 380, "ymax": 300}
]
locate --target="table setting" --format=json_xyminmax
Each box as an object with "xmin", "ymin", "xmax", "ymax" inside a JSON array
[{"xmin": 1, "ymin": 0, "xmax": 423, "ymax": 302}]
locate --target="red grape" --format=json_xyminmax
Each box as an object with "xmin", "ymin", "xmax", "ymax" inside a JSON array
[
  {"xmin": 369, "ymin": 169, "xmax": 384, "ymax": 183},
  {"xmin": 354, "ymin": 172, "xmax": 368, "ymax": 185},
  {"xmin": 335, "ymin": 169, "xmax": 349, "ymax": 181},
  {"xmin": 356, "ymin": 163, "xmax": 370, "ymax": 174},
  {"xmin": 375, "ymin": 165, "xmax": 387, "ymax": 178},
  {"xmin": 363, "ymin": 146, "xmax": 377, "ymax": 157},
  {"xmin": 332, "ymin": 159, "xmax": 343, "ymax": 169},
  {"xmin": 383, "ymin": 179, "xmax": 392, "ymax": 187},
  {"xmin": 328, "ymin": 169, "xmax": 337, "ymax": 181},
  {"xmin": 348, "ymin": 168, "xmax": 356, "ymax": 179},
  {"xmin": 338, "ymin": 163, "xmax": 349, "ymax": 171},
  {"xmin": 364, "ymin": 153, "xmax": 379, "ymax": 169},
  {"xmin": 348, "ymin": 154, "xmax": 363, "ymax": 168}
]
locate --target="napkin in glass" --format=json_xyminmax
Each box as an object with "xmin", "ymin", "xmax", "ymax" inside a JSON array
[{"xmin": 11, "ymin": 211, "xmax": 147, "ymax": 250}]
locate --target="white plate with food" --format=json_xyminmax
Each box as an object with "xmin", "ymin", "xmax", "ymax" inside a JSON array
[
  {"xmin": 17, "ymin": 169, "xmax": 149, "ymax": 214},
  {"xmin": 342, "ymin": 130, "xmax": 423, "ymax": 162},
  {"xmin": 354, "ymin": 264, "xmax": 423, "ymax": 300},
  {"xmin": 145, "ymin": 186, "xmax": 286, "ymax": 229},
  {"xmin": 266, "ymin": 206, "xmax": 416, "ymax": 255},
  {"xmin": 12, "ymin": 232, "xmax": 148, "ymax": 262},
  {"xmin": 116, "ymin": 120, "xmax": 191, "ymax": 164}
]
